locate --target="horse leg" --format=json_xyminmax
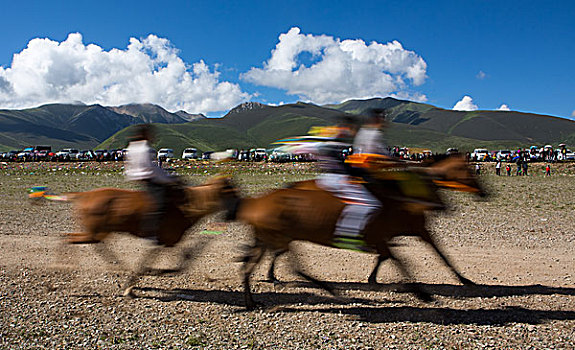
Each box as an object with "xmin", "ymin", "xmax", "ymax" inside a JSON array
[
  {"xmin": 266, "ymin": 249, "xmax": 287, "ymax": 284},
  {"xmin": 122, "ymin": 246, "xmax": 163, "ymax": 297},
  {"xmin": 146, "ymin": 236, "xmax": 212, "ymax": 276},
  {"xmin": 289, "ymin": 248, "xmax": 336, "ymax": 296},
  {"xmin": 66, "ymin": 232, "xmax": 100, "ymax": 244},
  {"xmin": 66, "ymin": 230, "xmax": 112, "ymax": 244},
  {"xmin": 54, "ymin": 233, "xmax": 78, "ymax": 268},
  {"xmin": 367, "ymin": 253, "xmax": 390, "ymax": 285},
  {"xmin": 241, "ymin": 241, "xmax": 266, "ymax": 310},
  {"xmin": 295, "ymin": 270, "xmax": 336, "ymax": 296},
  {"xmin": 92, "ymin": 241, "xmax": 128, "ymax": 271},
  {"xmin": 383, "ymin": 248, "xmax": 433, "ymax": 302},
  {"xmin": 173, "ymin": 236, "xmax": 211, "ymax": 274},
  {"xmin": 419, "ymin": 229, "xmax": 474, "ymax": 285}
]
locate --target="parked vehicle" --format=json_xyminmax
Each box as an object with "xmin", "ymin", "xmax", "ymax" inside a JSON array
[
  {"xmin": 94, "ymin": 149, "xmax": 110, "ymax": 161},
  {"xmin": 3, "ymin": 150, "xmax": 19, "ymax": 161},
  {"xmin": 202, "ymin": 151, "xmax": 214, "ymax": 160},
  {"xmin": 56, "ymin": 148, "xmax": 80, "ymax": 161},
  {"xmin": 471, "ymin": 148, "xmax": 489, "ymax": 161},
  {"xmin": 269, "ymin": 150, "xmax": 292, "ymax": 163},
  {"xmin": 182, "ymin": 148, "xmax": 198, "ymax": 160},
  {"xmin": 109, "ymin": 149, "xmax": 124, "ymax": 161},
  {"xmin": 226, "ymin": 149, "xmax": 239, "ymax": 159},
  {"xmin": 35, "ymin": 149, "xmax": 52, "ymax": 161},
  {"xmin": 555, "ymin": 149, "xmax": 574, "ymax": 161},
  {"xmin": 496, "ymin": 150, "xmax": 512, "ymax": 161},
  {"xmin": 157, "ymin": 148, "xmax": 174, "ymax": 161},
  {"xmin": 446, "ymin": 148, "xmax": 459, "ymax": 155},
  {"xmin": 17, "ymin": 147, "xmax": 35, "ymax": 161},
  {"xmin": 77, "ymin": 150, "xmax": 95, "ymax": 161},
  {"xmin": 237, "ymin": 150, "xmax": 250, "ymax": 161},
  {"xmin": 32, "ymin": 146, "xmax": 52, "ymax": 161},
  {"xmin": 249, "ymin": 148, "xmax": 267, "ymax": 161}
]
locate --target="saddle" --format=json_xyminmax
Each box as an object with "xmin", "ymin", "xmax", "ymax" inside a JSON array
[{"xmin": 166, "ymin": 181, "xmax": 188, "ymax": 207}]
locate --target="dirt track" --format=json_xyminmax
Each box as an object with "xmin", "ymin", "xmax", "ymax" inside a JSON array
[{"xmin": 1, "ymin": 161, "xmax": 574, "ymax": 349}]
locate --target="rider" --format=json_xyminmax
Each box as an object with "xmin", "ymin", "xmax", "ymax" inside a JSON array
[
  {"xmin": 316, "ymin": 110, "xmax": 387, "ymax": 251},
  {"xmin": 353, "ymin": 108, "xmax": 389, "ymax": 156},
  {"xmin": 125, "ymin": 124, "xmax": 177, "ymax": 242}
]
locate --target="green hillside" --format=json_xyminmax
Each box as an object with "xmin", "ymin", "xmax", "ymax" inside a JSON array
[
  {"xmin": 385, "ymin": 123, "xmax": 524, "ymax": 152},
  {"xmin": 98, "ymin": 102, "xmax": 347, "ymax": 154},
  {"xmin": 98, "ymin": 99, "xmax": 567, "ymax": 155},
  {"xmin": 330, "ymin": 97, "xmax": 575, "ymax": 147},
  {"xmin": 0, "ymin": 103, "xmax": 187, "ymax": 151},
  {"xmin": 247, "ymin": 115, "xmax": 329, "ymax": 146},
  {"xmin": 1, "ymin": 98, "xmax": 574, "ymax": 154}
]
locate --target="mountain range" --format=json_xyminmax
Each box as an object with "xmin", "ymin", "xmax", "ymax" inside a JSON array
[{"xmin": 1, "ymin": 98, "xmax": 574, "ymax": 155}]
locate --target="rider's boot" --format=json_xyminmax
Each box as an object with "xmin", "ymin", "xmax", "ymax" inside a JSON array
[
  {"xmin": 140, "ymin": 212, "xmax": 162, "ymax": 244},
  {"xmin": 332, "ymin": 204, "xmax": 375, "ymax": 252}
]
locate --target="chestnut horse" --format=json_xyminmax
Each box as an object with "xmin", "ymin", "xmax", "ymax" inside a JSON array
[
  {"xmin": 53, "ymin": 176, "xmax": 239, "ymax": 296},
  {"xmin": 236, "ymin": 156, "xmax": 485, "ymax": 309}
]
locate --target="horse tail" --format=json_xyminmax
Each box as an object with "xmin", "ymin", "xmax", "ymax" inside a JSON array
[{"xmin": 27, "ymin": 186, "xmax": 72, "ymax": 202}]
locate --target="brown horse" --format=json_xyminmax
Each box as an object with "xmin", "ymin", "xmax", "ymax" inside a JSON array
[
  {"xmin": 54, "ymin": 176, "xmax": 239, "ymax": 296},
  {"xmin": 236, "ymin": 155, "xmax": 485, "ymax": 309}
]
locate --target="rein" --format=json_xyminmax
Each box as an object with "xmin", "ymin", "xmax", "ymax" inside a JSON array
[{"xmin": 432, "ymin": 180, "xmax": 480, "ymax": 193}]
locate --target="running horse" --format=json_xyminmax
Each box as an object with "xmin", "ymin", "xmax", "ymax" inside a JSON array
[
  {"xmin": 37, "ymin": 176, "xmax": 239, "ymax": 296},
  {"xmin": 234, "ymin": 155, "xmax": 486, "ymax": 310}
]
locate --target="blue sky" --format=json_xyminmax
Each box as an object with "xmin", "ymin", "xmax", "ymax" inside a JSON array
[{"xmin": 0, "ymin": 0, "xmax": 573, "ymax": 118}]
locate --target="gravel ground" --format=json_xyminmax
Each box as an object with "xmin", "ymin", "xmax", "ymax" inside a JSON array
[{"xmin": 0, "ymin": 161, "xmax": 574, "ymax": 349}]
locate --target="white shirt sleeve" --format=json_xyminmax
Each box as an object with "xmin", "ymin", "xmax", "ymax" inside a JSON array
[{"xmin": 353, "ymin": 127, "xmax": 388, "ymax": 155}]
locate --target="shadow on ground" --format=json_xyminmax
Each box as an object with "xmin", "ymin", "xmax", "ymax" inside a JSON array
[
  {"xmin": 129, "ymin": 282, "xmax": 575, "ymax": 325},
  {"xmin": 276, "ymin": 305, "xmax": 575, "ymax": 325},
  {"xmin": 290, "ymin": 281, "xmax": 575, "ymax": 298}
]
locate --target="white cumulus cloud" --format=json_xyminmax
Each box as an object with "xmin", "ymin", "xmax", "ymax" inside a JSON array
[
  {"xmin": 241, "ymin": 27, "xmax": 428, "ymax": 104},
  {"xmin": 0, "ymin": 33, "xmax": 250, "ymax": 113},
  {"xmin": 452, "ymin": 95, "xmax": 478, "ymax": 111},
  {"xmin": 497, "ymin": 104, "xmax": 510, "ymax": 111}
]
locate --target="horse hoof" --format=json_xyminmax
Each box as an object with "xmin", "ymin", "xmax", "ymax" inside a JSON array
[
  {"xmin": 415, "ymin": 291, "xmax": 434, "ymax": 302},
  {"xmin": 245, "ymin": 299, "xmax": 263, "ymax": 311},
  {"xmin": 123, "ymin": 287, "xmax": 135, "ymax": 298},
  {"xmin": 272, "ymin": 281, "xmax": 285, "ymax": 290},
  {"xmin": 266, "ymin": 278, "xmax": 282, "ymax": 285}
]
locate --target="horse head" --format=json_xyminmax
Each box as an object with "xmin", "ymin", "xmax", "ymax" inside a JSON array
[
  {"xmin": 427, "ymin": 155, "xmax": 488, "ymax": 198},
  {"xmin": 183, "ymin": 176, "xmax": 241, "ymax": 220}
]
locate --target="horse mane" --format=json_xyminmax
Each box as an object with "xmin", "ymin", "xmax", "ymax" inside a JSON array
[{"xmin": 285, "ymin": 180, "xmax": 317, "ymax": 190}]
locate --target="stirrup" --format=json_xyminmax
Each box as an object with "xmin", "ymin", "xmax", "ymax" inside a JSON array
[{"xmin": 333, "ymin": 237, "xmax": 374, "ymax": 253}]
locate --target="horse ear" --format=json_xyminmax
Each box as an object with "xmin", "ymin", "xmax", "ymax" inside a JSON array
[{"xmin": 213, "ymin": 173, "xmax": 230, "ymax": 181}]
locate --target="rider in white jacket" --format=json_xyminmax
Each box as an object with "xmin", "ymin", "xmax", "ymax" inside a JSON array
[{"xmin": 125, "ymin": 124, "xmax": 177, "ymax": 242}]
